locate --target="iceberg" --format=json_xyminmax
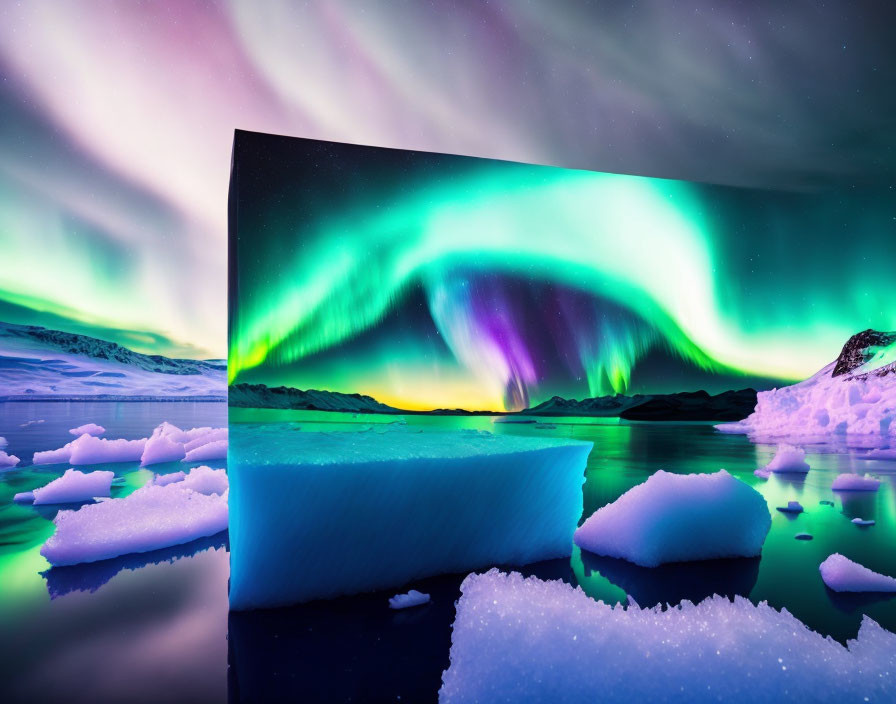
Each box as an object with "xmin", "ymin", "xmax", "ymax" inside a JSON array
[
  {"xmin": 69, "ymin": 423, "xmax": 105, "ymax": 436},
  {"xmin": 763, "ymin": 444, "xmax": 810, "ymax": 474},
  {"xmin": 140, "ymin": 426, "xmax": 186, "ymax": 465},
  {"xmin": 183, "ymin": 439, "xmax": 227, "ymax": 462},
  {"xmin": 31, "ymin": 469, "xmax": 115, "ymax": 505},
  {"xmin": 440, "ymin": 569, "xmax": 896, "ymax": 703},
  {"xmin": 153, "ymin": 470, "xmax": 186, "ymax": 486},
  {"xmin": 819, "ymin": 554, "xmax": 896, "ymax": 593},
  {"xmin": 776, "ymin": 500, "xmax": 804, "ymax": 514},
  {"xmin": 228, "ymin": 427, "xmax": 592, "ymax": 609},
  {"xmin": 40, "ymin": 465, "xmax": 227, "ymax": 566},
  {"xmin": 0, "ymin": 448, "xmax": 20, "ymax": 469},
  {"xmin": 831, "ymin": 474, "xmax": 881, "ymax": 492},
  {"xmin": 33, "ymin": 434, "xmax": 146, "ymax": 465},
  {"xmin": 851, "ymin": 518, "xmax": 875, "ymax": 527},
  {"xmin": 388, "ymin": 589, "xmax": 431, "ymax": 609},
  {"xmin": 14, "ymin": 491, "xmax": 34, "ymax": 502},
  {"xmin": 717, "ymin": 330, "xmax": 896, "ymax": 440},
  {"xmin": 573, "ymin": 470, "xmax": 770, "ymax": 567}
]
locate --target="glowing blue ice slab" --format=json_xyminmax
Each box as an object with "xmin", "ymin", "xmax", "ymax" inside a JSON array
[{"xmin": 228, "ymin": 426, "xmax": 592, "ymax": 609}]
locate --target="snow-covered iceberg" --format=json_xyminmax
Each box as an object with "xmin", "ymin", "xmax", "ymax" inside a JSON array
[
  {"xmin": 573, "ymin": 470, "xmax": 770, "ymax": 567},
  {"xmin": 30, "ymin": 469, "xmax": 115, "ymax": 505},
  {"xmin": 228, "ymin": 426, "xmax": 592, "ymax": 609},
  {"xmin": 819, "ymin": 554, "xmax": 896, "ymax": 593},
  {"xmin": 718, "ymin": 330, "xmax": 896, "ymax": 440},
  {"xmin": 439, "ymin": 569, "xmax": 896, "ymax": 703},
  {"xmin": 389, "ymin": 589, "xmax": 430, "ymax": 609},
  {"xmin": 40, "ymin": 465, "xmax": 228, "ymax": 566},
  {"xmin": 69, "ymin": 423, "xmax": 105, "ymax": 436},
  {"xmin": 831, "ymin": 474, "xmax": 881, "ymax": 492},
  {"xmin": 32, "ymin": 422, "xmax": 227, "ymax": 467},
  {"xmin": 762, "ymin": 444, "xmax": 810, "ymax": 474},
  {"xmin": 0, "ymin": 448, "xmax": 20, "ymax": 469}
]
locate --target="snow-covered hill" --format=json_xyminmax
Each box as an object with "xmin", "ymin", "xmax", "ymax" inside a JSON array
[
  {"xmin": 717, "ymin": 329, "xmax": 896, "ymax": 439},
  {"xmin": 0, "ymin": 322, "xmax": 225, "ymax": 400}
]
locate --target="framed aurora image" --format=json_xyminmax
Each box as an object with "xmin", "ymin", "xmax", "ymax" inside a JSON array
[{"xmin": 226, "ymin": 130, "xmax": 896, "ymax": 701}]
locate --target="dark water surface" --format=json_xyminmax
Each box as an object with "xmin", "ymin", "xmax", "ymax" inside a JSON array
[{"xmin": 2, "ymin": 403, "xmax": 894, "ymax": 703}]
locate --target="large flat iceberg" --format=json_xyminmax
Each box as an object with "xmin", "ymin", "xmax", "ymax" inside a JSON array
[
  {"xmin": 41, "ymin": 465, "xmax": 228, "ymax": 566},
  {"xmin": 228, "ymin": 426, "xmax": 592, "ymax": 609},
  {"xmin": 718, "ymin": 329, "xmax": 896, "ymax": 441},
  {"xmin": 574, "ymin": 470, "xmax": 771, "ymax": 567},
  {"xmin": 439, "ymin": 569, "xmax": 896, "ymax": 703}
]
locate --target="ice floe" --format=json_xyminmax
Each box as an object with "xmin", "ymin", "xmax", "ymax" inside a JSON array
[
  {"xmin": 776, "ymin": 500, "xmax": 804, "ymax": 514},
  {"xmin": 29, "ymin": 469, "xmax": 115, "ymax": 505},
  {"xmin": 388, "ymin": 589, "xmax": 431, "ymax": 609},
  {"xmin": 40, "ymin": 465, "xmax": 228, "ymax": 566},
  {"xmin": 819, "ymin": 554, "xmax": 896, "ymax": 593},
  {"xmin": 69, "ymin": 423, "xmax": 105, "ymax": 436},
  {"xmin": 573, "ymin": 470, "xmax": 771, "ymax": 567},
  {"xmin": 851, "ymin": 518, "xmax": 875, "ymax": 527},
  {"xmin": 0, "ymin": 449, "xmax": 20, "ymax": 469},
  {"xmin": 440, "ymin": 569, "xmax": 896, "ymax": 703},
  {"xmin": 831, "ymin": 474, "xmax": 881, "ymax": 492}
]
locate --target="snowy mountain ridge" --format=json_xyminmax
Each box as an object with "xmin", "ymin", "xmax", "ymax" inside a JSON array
[{"xmin": 0, "ymin": 322, "xmax": 226, "ymax": 400}]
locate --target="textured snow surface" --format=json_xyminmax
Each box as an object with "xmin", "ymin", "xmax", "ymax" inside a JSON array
[
  {"xmin": 31, "ymin": 469, "xmax": 114, "ymax": 505},
  {"xmin": 229, "ymin": 427, "xmax": 592, "ymax": 609},
  {"xmin": 40, "ymin": 465, "xmax": 228, "ymax": 566},
  {"xmin": 573, "ymin": 470, "xmax": 770, "ymax": 567},
  {"xmin": 0, "ymin": 449, "xmax": 20, "ymax": 469},
  {"xmin": 439, "ymin": 569, "xmax": 896, "ymax": 703},
  {"xmin": 32, "ymin": 422, "xmax": 227, "ymax": 467},
  {"xmin": 819, "ymin": 554, "xmax": 896, "ymax": 593},
  {"xmin": 69, "ymin": 423, "xmax": 105, "ymax": 436},
  {"xmin": 389, "ymin": 589, "xmax": 431, "ymax": 609},
  {"xmin": 717, "ymin": 356, "xmax": 896, "ymax": 440},
  {"xmin": 831, "ymin": 474, "xmax": 881, "ymax": 492}
]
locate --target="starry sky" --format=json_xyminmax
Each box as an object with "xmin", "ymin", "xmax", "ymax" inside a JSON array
[
  {"xmin": 1, "ymin": 0, "xmax": 895, "ymax": 363},
  {"xmin": 229, "ymin": 131, "xmax": 895, "ymax": 411}
]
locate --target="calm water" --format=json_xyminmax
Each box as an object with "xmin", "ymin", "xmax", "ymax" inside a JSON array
[{"xmin": 2, "ymin": 402, "xmax": 895, "ymax": 703}]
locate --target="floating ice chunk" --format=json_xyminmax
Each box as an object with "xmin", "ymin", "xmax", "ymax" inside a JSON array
[
  {"xmin": 852, "ymin": 518, "xmax": 875, "ymax": 526},
  {"xmin": 20, "ymin": 419, "xmax": 45, "ymax": 428},
  {"xmin": 183, "ymin": 427, "xmax": 227, "ymax": 453},
  {"xmin": 861, "ymin": 448, "xmax": 896, "ymax": 460},
  {"xmin": 0, "ymin": 436, "xmax": 6, "ymax": 448},
  {"xmin": 34, "ymin": 434, "xmax": 147, "ymax": 465},
  {"xmin": 762, "ymin": 444, "xmax": 810, "ymax": 473},
  {"xmin": 32, "ymin": 469, "xmax": 115, "ymax": 505},
  {"xmin": 153, "ymin": 471, "xmax": 186, "ymax": 486},
  {"xmin": 69, "ymin": 423, "xmax": 105, "ymax": 437},
  {"xmin": 40, "ymin": 466, "xmax": 228, "ymax": 566},
  {"xmin": 389, "ymin": 589, "xmax": 431, "ymax": 609},
  {"xmin": 753, "ymin": 467, "xmax": 771, "ymax": 479},
  {"xmin": 14, "ymin": 491, "xmax": 34, "ymax": 503},
  {"xmin": 795, "ymin": 533, "xmax": 813, "ymax": 540},
  {"xmin": 178, "ymin": 465, "xmax": 227, "ymax": 496},
  {"xmin": 776, "ymin": 501, "xmax": 804, "ymax": 514},
  {"xmin": 440, "ymin": 569, "xmax": 896, "ymax": 703},
  {"xmin": 183, "ymin": 439, "xmax": 227, "ymax": 463},
  {"xmin": 831, "ymin": 474, "xmax": 881, "ymax": 492},
  {"xmin": 819, "ymin": 554, "xmax": 896, "ymax": 592},
  {"xmin": 0, "ymin": 449, "xmax": 20, "ymax": 469},
  {"xmin": 140, "ymin": 425, "xmax": 186, "ymax": 466},
  {"xmin": 228, "ymin": 427, "xmax": 592, "ymax": 609},
  {"xmin": 573, "ymin": 470, "xmax": 771, "ymax": 567}
]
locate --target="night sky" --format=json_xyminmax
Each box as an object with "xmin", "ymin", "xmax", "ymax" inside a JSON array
[
  {"xmin": 1, "ymin": 1, "xmax": 895, "ymax": 360},
  {"xmin": 229, "ymin": 131, "xmax": 895, "ymax": 411}
]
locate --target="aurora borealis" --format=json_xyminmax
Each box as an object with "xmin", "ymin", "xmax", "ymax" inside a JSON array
[
  {"xmin": 229, "ymin": 132, "xmax": 895, "ymax": 412},
  {"xmin": 2, "ymin": 2, "xmax": 896, "ymax": 361}
]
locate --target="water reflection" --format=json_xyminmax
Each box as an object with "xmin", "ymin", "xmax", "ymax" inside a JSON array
[
  {"xmin": 41, "ymin": 532, "xmax": 229, "ymax": 599},
  {"xmin": 579, "ymin": 551, "xmax": 760, "ymax": 607}
]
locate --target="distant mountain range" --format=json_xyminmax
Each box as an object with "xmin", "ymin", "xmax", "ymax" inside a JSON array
[
  {"xmin": 230, "ymin": 382, "xmax": 758, "ymax": 421},
  {"xmin": 0, "ymin": 322, "xmax": 226, "ymax": 400}
]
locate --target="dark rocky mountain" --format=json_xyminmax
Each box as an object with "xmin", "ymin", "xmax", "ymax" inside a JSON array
[
  {"xmin": 228, "ymin": 383, "xmax": 401, "ymax": 413},
  {"xmin": 831, "ymin": 329, "xmax": 896, "ymax": 378},
  {"xmin": 525, "ymin": 394, "xmax": 648, "ymax": 417},
  {"xmin": 618, "ymin": 389, "xmax": 757, "ymax": 421}
]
